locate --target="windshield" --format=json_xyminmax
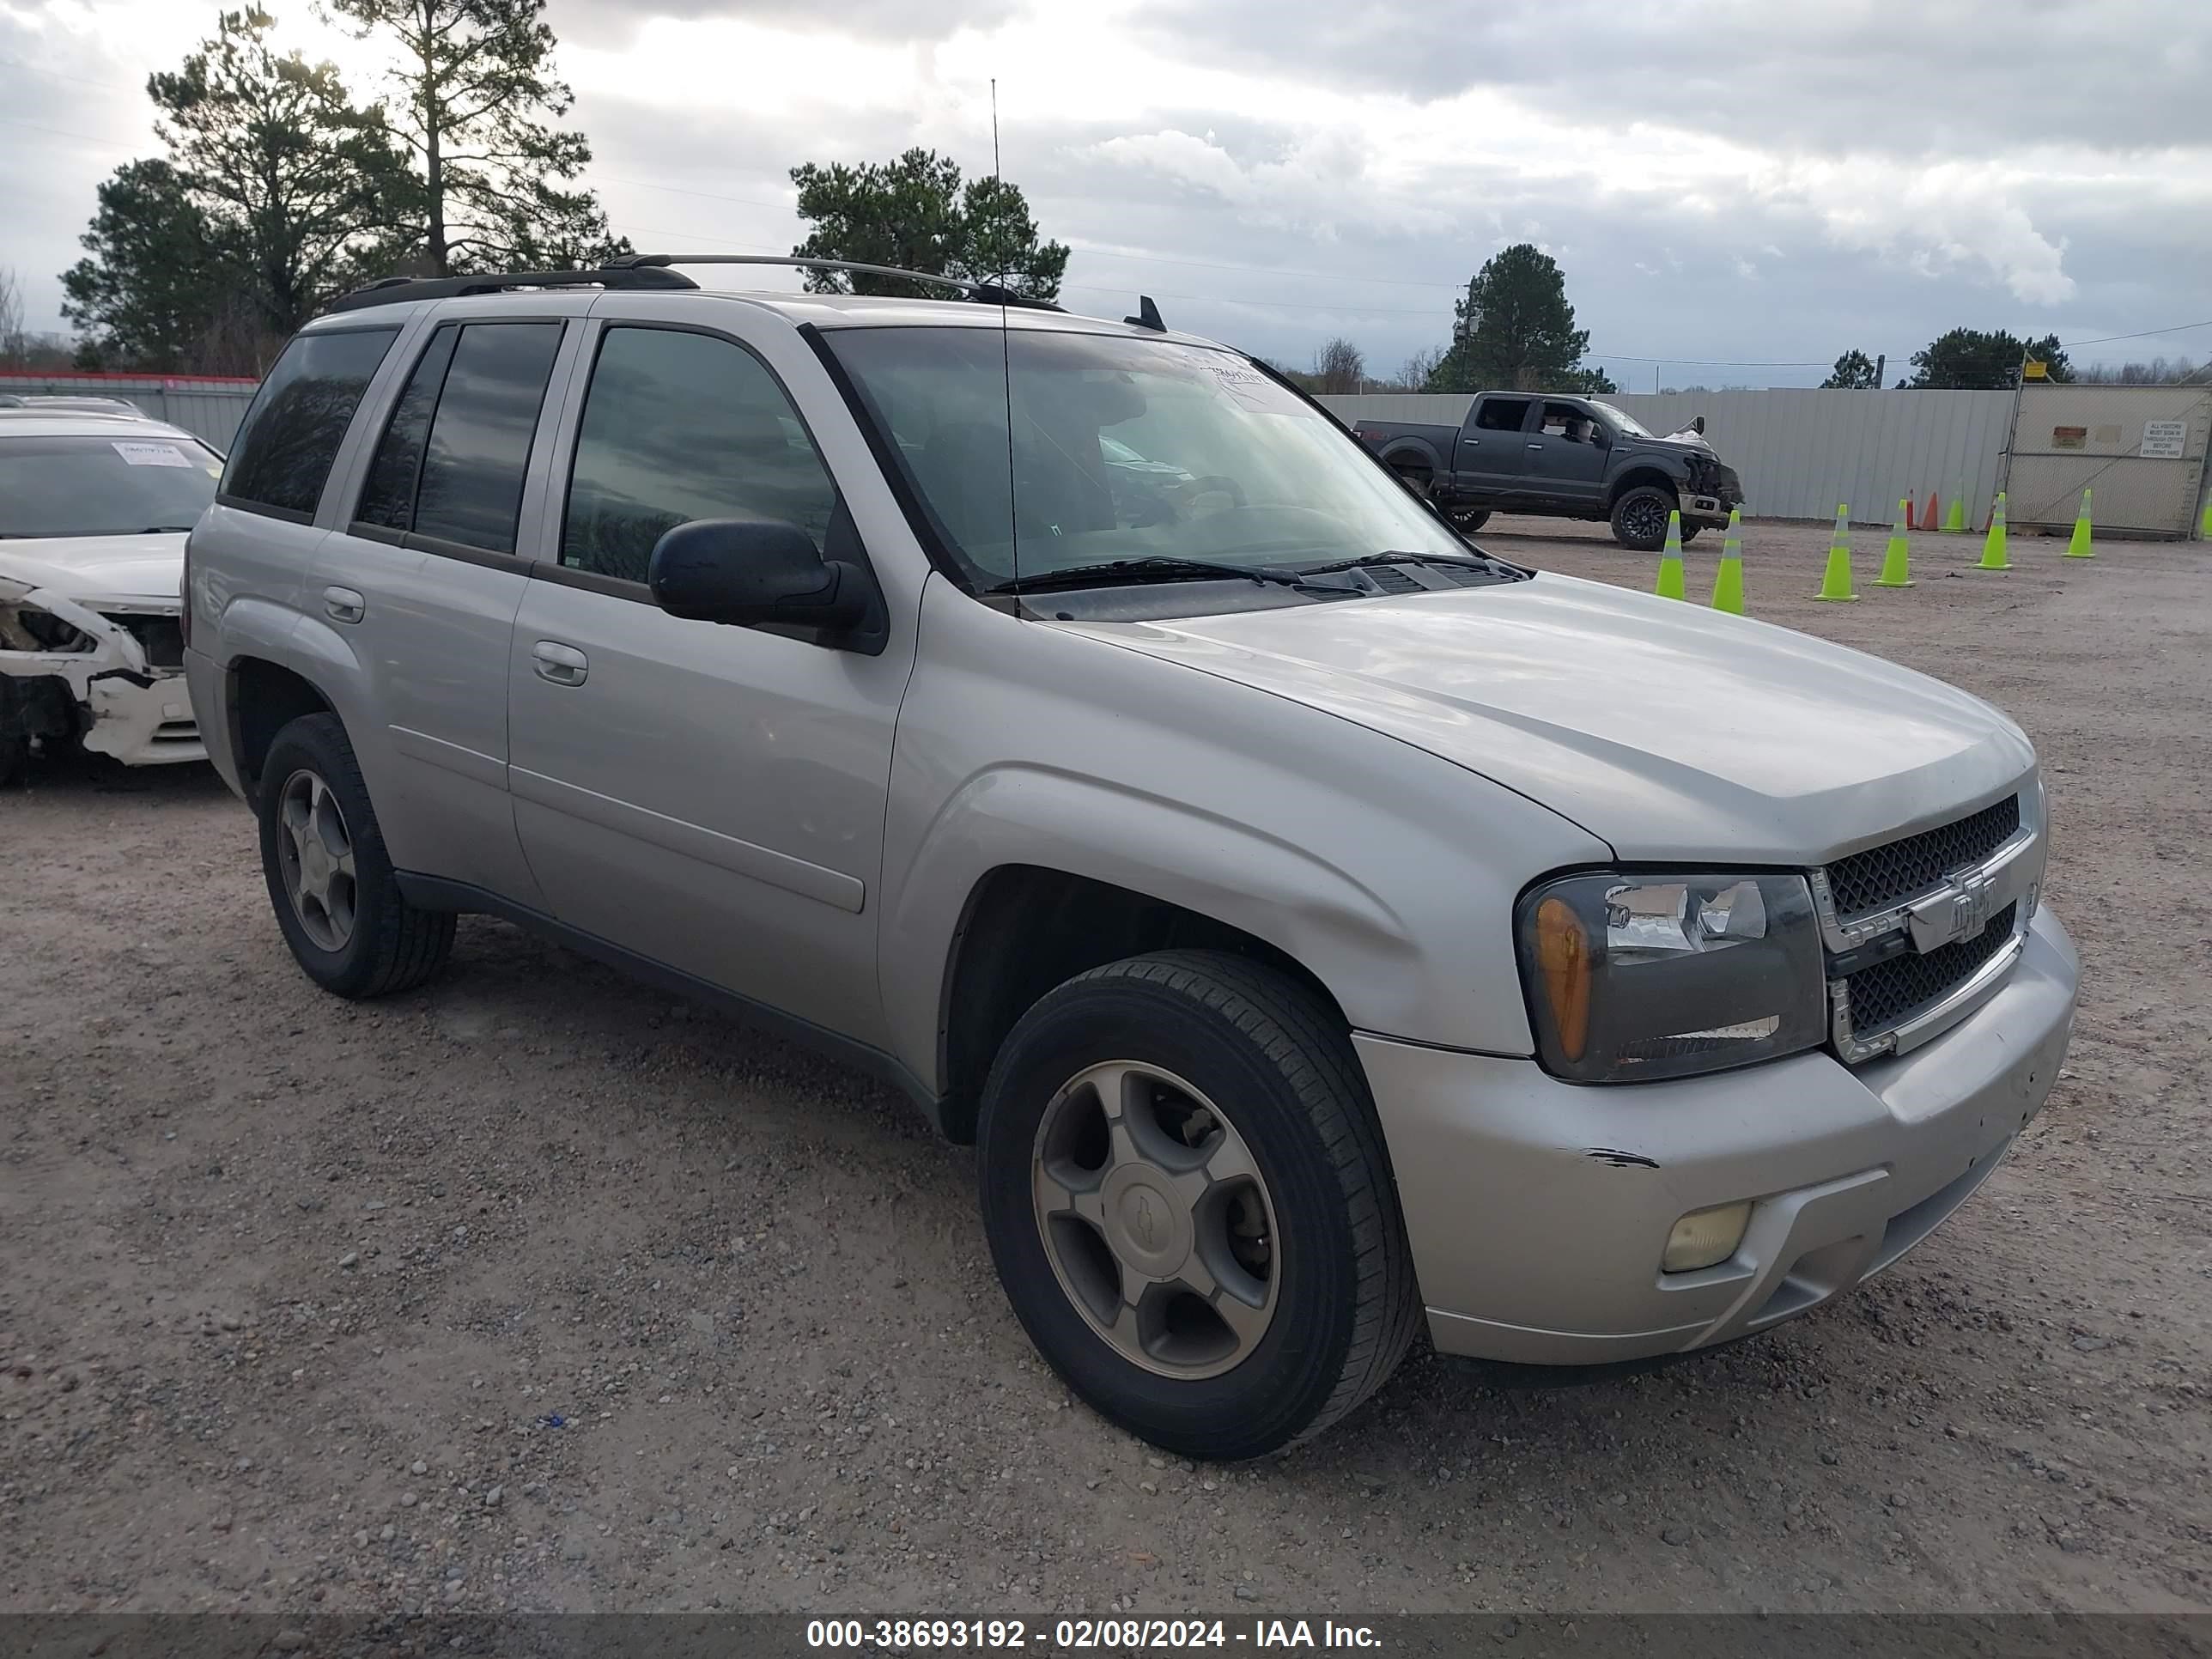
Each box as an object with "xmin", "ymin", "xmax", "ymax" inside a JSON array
[
  {"xmin": 0, "ymin": 434, "xmax": 222, "ymax": 538},
  {"xmin": 1586, "ymin": 401, "xmax": 1652, "ymax": 439},
  {"xmin": 823, "ymin": 325, "xmax": 1470, "ymax": 587}
]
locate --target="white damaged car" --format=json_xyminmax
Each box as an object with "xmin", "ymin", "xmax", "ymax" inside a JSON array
[{"xmin": 0, "ymin": 410, "xmax": 222, "ymax": 785}]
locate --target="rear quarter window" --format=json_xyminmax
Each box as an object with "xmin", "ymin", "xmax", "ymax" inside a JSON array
[{"xmin": 222, "ymin": 327, "xmax": 398, "ymax": 520}]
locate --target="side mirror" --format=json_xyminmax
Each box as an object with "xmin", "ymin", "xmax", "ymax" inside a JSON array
[{"xmin": 647, "ymin": 518, "xmax": 867, "ymax": 631}]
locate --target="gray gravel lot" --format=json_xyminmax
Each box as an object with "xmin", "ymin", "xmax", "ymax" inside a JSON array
[{"xmin": 3, "ymin": 514, "xmax": 2208, "ymax": 1614}]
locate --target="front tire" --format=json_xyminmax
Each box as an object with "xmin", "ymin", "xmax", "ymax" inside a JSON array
[
  {"xmin": 1610, "ymin": 484, "xmax": 1678, "ymax": 550},
  {"xmin": 1448, "ymin": 507, "xmax": 1492, "ymax": 532},
  {"xmin": 258, "ymin": 712, "xmax": 453, "ymax": 998},
  {"xmin": 976, "ymin": 951, "xmax": 1419, "ymax": 1459}
]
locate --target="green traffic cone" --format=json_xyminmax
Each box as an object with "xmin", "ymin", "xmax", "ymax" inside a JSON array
[
  {"xmin": 1711, "ymin": 507, "xmax": 1746, "ymax": 614},
  {"xmin": 1656, "ymin": 509, "xmax": 1686, "ymax": 599},
  {"xmin": 2202, "ymin": 497, "xmax": 2212, "ymax": 539},
  {"xmin": 1814, "ymin": 503, "xmax": 1858, "ymax": 601},
  {"xmin": 1976, "ymin": 493, "xmax": 2011, "ymax": 570},
  {"xmin": 1943, "ymin": 484, "xmax": 1966, "ymax": 533},
  {"xmin": 1875, "ymin": 498, "xmax": 1914, "ymax": 586},
  {"xmin": 2064, "ymin": 488, "xmax": 2094, "ymax": 558}
]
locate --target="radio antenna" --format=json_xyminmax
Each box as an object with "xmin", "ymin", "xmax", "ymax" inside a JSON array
[{"xmin": 991, "ymin": 78, "xmax": 1002, "ymax": 183}]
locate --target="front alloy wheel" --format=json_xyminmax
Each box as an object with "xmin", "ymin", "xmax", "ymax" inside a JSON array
[
  {"xmin": 1032, "ymin": 1060, "xmax": 1279, "ymax": 1379},
  {"xmin": 977, "ymin": 950, "xmax": 1419, "ymax": 1459}
]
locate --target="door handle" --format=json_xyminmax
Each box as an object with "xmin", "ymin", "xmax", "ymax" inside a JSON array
[
  {"xmin": 1526, "ymin": 441, "xmax": 1544, "ymax": 450},
  {"xmin": 532, "ymin": 640, "xmax": 588, "ymax": 687},
  {"xmin": 323, "ymin": 586, "xmax": 365, "ymax": 624}
]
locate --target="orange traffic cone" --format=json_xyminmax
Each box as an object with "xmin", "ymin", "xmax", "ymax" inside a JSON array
[{"xmin": 1919, "ymin": 490, "xmax": 1941, "ymax": 531}]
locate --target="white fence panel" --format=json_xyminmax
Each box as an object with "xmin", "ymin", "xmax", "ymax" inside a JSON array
[{"xmin": 0, "ymin": 374, "xmax": 258, "ymax": 450}]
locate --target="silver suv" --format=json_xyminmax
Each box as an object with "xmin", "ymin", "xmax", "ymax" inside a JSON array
[{"xmin": 185, "ymin": 256, "xmax": 2077, "ymax": 1458}]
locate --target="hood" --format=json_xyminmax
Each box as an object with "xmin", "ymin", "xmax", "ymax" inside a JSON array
[
  {"xmin": 1069, "ymin": 574, "xmax": 2034, "ymax": 864},
  {"xmin": 0, "ymin": 532, "xmax": 185, "ymax": 606}
]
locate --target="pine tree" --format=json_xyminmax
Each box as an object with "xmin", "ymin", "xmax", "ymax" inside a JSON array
[
  {"xmin": 327, "ymin": 0, "xmax": 626, "ymax": 275},
  {"xmin": 1425, "ymin": 244, "xmax": 1594, "ymax": 394}
]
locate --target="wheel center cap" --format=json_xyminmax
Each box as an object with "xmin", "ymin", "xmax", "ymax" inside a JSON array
[
  {"xmin": 299, "ymin": 839, "xmax": 331, "ymax": 887},
  {"xmin": 1099, "ymin": 1164, "xmax": 1191, "ymax": 1276}
]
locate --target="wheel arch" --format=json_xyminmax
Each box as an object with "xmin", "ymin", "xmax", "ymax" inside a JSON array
[
  {"xmin": 1606, "ymin": 465, "xmax": 1681, "ymax": 509},
  {"xmin": 932, "ymin": 862, "xmax": 1365, "ymax": 1144},
  {"xmin": 229, "ymin": 656, "xmax": 337, "ymax": 803}
]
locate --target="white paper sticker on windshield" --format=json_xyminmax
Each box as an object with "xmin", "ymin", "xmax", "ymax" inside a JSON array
[{"xmin": 112, "ymin": 441, "xmax": 196, "ymax": 468}]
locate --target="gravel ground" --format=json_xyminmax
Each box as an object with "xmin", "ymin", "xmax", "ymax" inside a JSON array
[{"xmin": 3, "ymin": 514, "xmax": 2208, "ymax": 1617}]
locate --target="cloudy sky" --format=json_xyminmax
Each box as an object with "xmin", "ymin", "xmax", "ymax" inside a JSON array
[{"xmin": 3, "ymin": 0, "xmax": 2208, "ymax": 386}]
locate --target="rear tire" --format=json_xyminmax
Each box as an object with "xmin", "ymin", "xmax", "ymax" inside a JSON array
[
  {"xmin": 1448, "ymin": 507, "xmax": 1492, "ymax": 532},
  {"xmin": 1610, "ymin": 484, "xmax": 1677, "ymax": 551},
  {"xmin": 258, "ymin": 712, "xmax": 453, "ymax": 998},
  {"xmin": 976, "ymin": 950, "xmax": 1419, "ymax": 1460}
]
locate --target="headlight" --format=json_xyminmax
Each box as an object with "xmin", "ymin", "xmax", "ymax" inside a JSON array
[{"xmin": 1516, "ymin": 871, "xmax": 1827, "ymax": 1082}]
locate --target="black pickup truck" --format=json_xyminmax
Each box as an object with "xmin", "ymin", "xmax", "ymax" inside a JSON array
[{"xmin": 1349, "ymin": 391, "xmax": 1745, "ymax": 550}]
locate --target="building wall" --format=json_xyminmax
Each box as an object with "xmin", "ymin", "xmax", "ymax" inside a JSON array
[{"xmin": 1319, "ymin": 388, "xmax": 2021, "ymax": 526}]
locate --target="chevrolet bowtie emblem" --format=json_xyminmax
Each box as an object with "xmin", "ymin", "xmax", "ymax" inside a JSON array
[{"xmin": 1906, "ymin": 868, "xmax": 1997, "ymax": 952}]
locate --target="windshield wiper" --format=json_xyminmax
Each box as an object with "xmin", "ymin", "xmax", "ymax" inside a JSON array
[
  {"xmin": 987, "ymin": 556, "xmax": 1359, "ymax": 595},
  {"xmin": 1302, "ymin": 550, "xmax": 1522, "ymax": 580}
]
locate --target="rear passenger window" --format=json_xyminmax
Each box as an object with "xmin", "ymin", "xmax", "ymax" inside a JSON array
[
  {"xmin": 410, "ymin": 322, "xmax": 562, "ymax": 554},
  {"xmin": 222, "ymin": 327, "xmax": 398, "ymax": 519},
  {"xmin": 1474, "ymin": 398, "xmax": 1531, "ymax": 432},
  {"xmin": 355, "ymin": 326, "xmax": 460, "ymax": 531},
  {"xmin": 561, "ymin": 327, "xmax": 837, "ymax": 584}
]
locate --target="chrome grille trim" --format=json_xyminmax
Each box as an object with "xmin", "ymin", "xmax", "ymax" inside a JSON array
[{"xmin": 1816, "ymin": 781, "xmax": 2045, "ymax": 1063}]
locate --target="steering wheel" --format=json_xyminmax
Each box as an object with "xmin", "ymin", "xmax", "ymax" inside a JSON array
[{"xmin": 1180, "ymin": 474, "xmax": 1249, "ymax": 514}]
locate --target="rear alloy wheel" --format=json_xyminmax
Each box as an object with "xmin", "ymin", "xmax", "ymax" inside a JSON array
[
  {"xmin": 978, "ymin": 951, "xmax": 1419, "ymax": 1459},
  {"xmin": 1610, "ymin": 484, "xmax": 1678, "ymax": 550},
  {"xmin": 1449, "ymin": 507, "xmax": 1492, "ymax": 532},
  {"xmin": 258, "ymin": 712, "xmax": 453, "ymax": 998}
]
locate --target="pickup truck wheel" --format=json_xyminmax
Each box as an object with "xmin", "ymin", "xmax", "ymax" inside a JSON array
[
  {"xmin": 258, "ymin": 712, "xmax": 454, "ymax": 999},
  {"xmin": 976, "ymin": 950, "xmax": 1419, "ymax": 1459},
  {"xmin": 1448, "ymin": 507, "xmax": 1491, "ymax": 532},
  {"xmin": 1389, "ymin": 460, "xmax": 1432, "ymax": 497},
  {"xmin": 1611, "ymin": 485, "xmax": 1678, "ymax": 551}
]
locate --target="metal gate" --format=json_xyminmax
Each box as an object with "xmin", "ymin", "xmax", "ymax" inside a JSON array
[{"xmin": 2002, "ymin": 383, "xmax": 2212, "ymax": 538}]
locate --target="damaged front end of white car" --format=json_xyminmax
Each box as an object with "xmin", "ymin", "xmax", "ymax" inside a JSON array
[{"xmin": 0, "ymin": 571, "xmax": 204, "ymax": 785}]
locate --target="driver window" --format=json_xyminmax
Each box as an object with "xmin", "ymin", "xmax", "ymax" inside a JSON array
[
  {"xmin": 1540, "ymin": 402, "xmax": 1593, "ymax": 443},
  {"xmin": 562, "ymin": 326, "xmax": 836, "ymax": 584}
]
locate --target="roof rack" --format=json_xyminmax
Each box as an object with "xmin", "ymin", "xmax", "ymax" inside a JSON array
[
  {"xmin": 609, "ymin": 254, "xmax": 1066, "ymax": 312},
  {"xmin": 322, "ymin": 254, "xmax": 1067, "ymax": 316},
  {"xmin": 322, "ymin": 265, "xmax": 699, "ymax": 313}
]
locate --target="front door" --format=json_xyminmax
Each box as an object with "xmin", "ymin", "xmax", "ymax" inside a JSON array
[
  {"xmin": 1519, "ymin": 401, "xmax": 1610, "ymax": 508},
  {"xmin": 506, "ymin": 319, "xmax": 910, "ymax": 1048}
]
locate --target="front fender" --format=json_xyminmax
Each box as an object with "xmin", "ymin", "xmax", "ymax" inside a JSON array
[{"xmin": 876, "ymin": 578, "xmax": 1613, "ymax": 1090}]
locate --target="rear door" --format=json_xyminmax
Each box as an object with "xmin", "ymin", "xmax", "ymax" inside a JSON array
[
  {"xmin": 1449, "ymin": 395, "xmax": 1536, "ymax": 495},
  {"xmin": 1519, "ymin": 400, "xmax": 1610, "ymax": 508},
  {"xmin": 310, "ymin": 303, "xmax": 587, "ymax": 903},
  {"xmin": 505, "ymin": 308, "xmax": 913, "ymax": 1048}
]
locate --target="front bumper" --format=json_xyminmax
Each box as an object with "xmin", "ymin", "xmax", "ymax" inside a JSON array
[
  {"xmin": 1680, "ymin": 493, "xmax": 1733, "ymax": 528},
  {"xmin": 1358, "ymin": 906, "xmax": 2076, "ymax": 1365},
  {"xmin": 0, "ymin": 586, "xmax": 203, "ymax": 767}
]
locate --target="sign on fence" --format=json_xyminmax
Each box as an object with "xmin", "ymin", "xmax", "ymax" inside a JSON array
[{"xmin": 2140, "ymin": 420, "xmax": 2187, "ymax": 459}]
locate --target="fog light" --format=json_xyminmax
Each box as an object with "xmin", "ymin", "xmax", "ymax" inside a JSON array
[{"xmin": 1663, "ymin": 1201, "xmax": 1752, "ymax": 1273}]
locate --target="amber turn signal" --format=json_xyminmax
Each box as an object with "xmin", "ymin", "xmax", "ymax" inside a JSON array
[{"xmin": 1532, "ymin": 896, "xmax": 1592, "ymax": 1062}]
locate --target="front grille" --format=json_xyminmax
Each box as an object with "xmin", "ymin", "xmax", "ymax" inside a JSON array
[
  {"xmin": 100, "ymin": 612, "xmax": 185, "ymax": 668},
  {"xmin": 1826, "ymin": 795, "xmax": 2021, "ymax": 918},
  {"xmin": 1844, "ymin": 902, "xmax": 2018, "ymax": 1036}
]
